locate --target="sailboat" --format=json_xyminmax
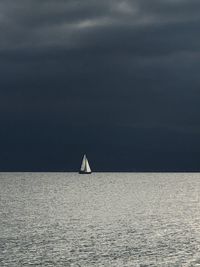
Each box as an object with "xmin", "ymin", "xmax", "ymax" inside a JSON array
[{"xmin": 79, "ymin": 154, "xmax": 92, "ymax": 174}]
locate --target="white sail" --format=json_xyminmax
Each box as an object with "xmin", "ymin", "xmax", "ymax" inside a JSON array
[
  {"xmin": 80, "ymin": 155, "xmax": 86, "ymax": 172},
  {"xmin": 80, "ymin": 154, "xmax": 92, "ymax": 173},
  {"xmin": 85, "ymin": 158, "xmax": 91, "ymax": 173}
]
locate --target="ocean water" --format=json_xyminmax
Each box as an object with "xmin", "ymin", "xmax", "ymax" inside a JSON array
[{"xmin": 1, "ymin": 173, "xmax": 200, "ymax": 267}]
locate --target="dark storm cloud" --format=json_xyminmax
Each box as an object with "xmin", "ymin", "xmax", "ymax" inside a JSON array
[
  {"xmin": 0, "ymin": 0, "xmax": 200, "ymax": 170},
  {"xmin": 1, "ymin": 0, "xmax": 200, "ymax": 50}
]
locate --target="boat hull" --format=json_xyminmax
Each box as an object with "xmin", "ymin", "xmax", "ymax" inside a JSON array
[{"xmin": 79, "ymin": 171, "xmax": 92, "ymax": 174}]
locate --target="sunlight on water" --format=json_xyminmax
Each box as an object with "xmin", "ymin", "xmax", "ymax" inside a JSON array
[{"xmin": 1, "ymin": 173, "xmax": 200, "ymax": 266}]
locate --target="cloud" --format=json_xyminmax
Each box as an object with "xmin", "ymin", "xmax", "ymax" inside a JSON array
[
  {"xmin": 0, "ymin": 0, "xmax": 200, "ymax": 169},
  {"xmin": 0, "ymin": 0, "xmax": 200, "ymax": 161},
  {"xmin": 0, "ymin": 0, "xmax": 199, "ymax": 61}
]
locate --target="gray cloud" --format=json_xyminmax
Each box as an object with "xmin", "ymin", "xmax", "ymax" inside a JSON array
[
  {"xmin": 1, "ymin": 0, "xmax": 200, "ymax": 51},
  {"xmin": 0, "ymin": 0, "xmax": 200, "ymax": 170}
]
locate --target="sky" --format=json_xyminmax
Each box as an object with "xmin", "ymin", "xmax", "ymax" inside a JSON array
[{"xmin": 0, "ymin": 0, "xmax": 200, "ymax": 171}]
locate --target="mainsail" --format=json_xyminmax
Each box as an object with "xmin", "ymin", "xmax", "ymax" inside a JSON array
[{"xmin": 79, "ymin": 154, "xmax": 92, "ymax": 174}]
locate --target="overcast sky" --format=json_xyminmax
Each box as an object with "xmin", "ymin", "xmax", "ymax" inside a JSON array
[{"xmin": 0, "ymin": 0, "xmax": 200, "ymax": 171}]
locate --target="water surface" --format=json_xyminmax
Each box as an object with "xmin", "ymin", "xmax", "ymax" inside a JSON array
[{"xmin": 1, "ymin": 172, "xmax": 200, "ymax": 266}]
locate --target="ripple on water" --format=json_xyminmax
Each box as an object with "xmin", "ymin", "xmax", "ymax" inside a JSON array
[{"xmin": 1, "ymin": 172, "xmax": 200, "ymax": 266}]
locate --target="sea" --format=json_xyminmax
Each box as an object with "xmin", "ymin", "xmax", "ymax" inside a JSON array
[{"xmin": 1, "ymin": 173, "xmax": 200, "ymax": 267}]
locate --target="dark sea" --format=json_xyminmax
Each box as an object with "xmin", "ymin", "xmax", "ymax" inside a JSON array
[{"xmin": 1, "ymin": 173, "xmax": 200, "ymax": 266}]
